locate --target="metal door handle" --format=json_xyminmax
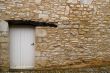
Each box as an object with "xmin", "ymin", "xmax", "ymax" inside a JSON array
[{"xmin": 31, "ymin": 43, "xmax": 35, "ymax": 45}]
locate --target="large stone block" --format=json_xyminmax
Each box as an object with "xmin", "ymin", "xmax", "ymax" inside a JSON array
[
  {"xmin": 0, "ymin": 20, "xmax": 8, "ymax": 32},
  {"xmin": 80, "ymin": 0, "xmax": 93, "ymax": 4},
  {"xmin": 0, "ymin": 43, "xmax": 8, "ymax": 49},
  {"xmin": 67, "ymin": 0, "xmax": 77, "ymax": 3},
  {"xmin": 0, "ymin": 37, "xmax": 8, "ymax": 43},
  {"xmin": 65, "ymin": 6, "xmax": 70, "ymax": 15},
  {"xmin": 0, "ymin": 4, "xmax": 6, "ymax": 10},
  {"xmin": 39, "ymin": 14, "xmax": 49, "ymax": 20},
  {"xmin": 35, "ymin": 0, "xmax": 42, "ymax": 4},
  {"xmin": 35, "ymin": 29, "xmax": 47, "ymax": 37}
]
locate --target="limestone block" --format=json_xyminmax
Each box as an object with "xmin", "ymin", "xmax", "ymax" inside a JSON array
[
  {"xmin": 1, "ymin": 32, "xmax": 8, "ymax": 36},
  {"xmin": 0, "ymin": 37, "xmax": 8, "ymax": 43},
  {"xmin": 36, "ymin": 29, "xmax": 47, "ymax": 37},
  {"xmin": 80, "ymin": 0, "xmax": 93, "ymax": 4},
  {"xmin": 0, "ymin": 4, "xmax": 6, "ymax": 10},
  {"xmin": 39, "ymin": 14, "xmax": 49, "ymax": 20},
  {"xmin": 0, "ymin": 20, "xmax": 8, "ymax": 32},
  {"xmin": 35, "ymin": 56, "xmax": 48, "ymax": 64},
  {"xmin": 65, "ymin": 6, "xmax": 70, "ymax": 15},
  {"xmin": 35, "ymin": 0, "xmax": 42, "ymax": 4},
  {"xmin": 67, "ymin": 0, "xmax": 77, "ymax": 3},
  {"xmin": 0, "ymin": 43, "xmax": 8, "ymax": 49},
  {"xmin": 12, "ymin": 0, "xmax": 22, "ymax": 3},
  {"xmin": 106, "ymin": 0, "xmax": 110, "ymax": 2},
  {"xmin": 60, "ymin": 16, "xmax": 69, "ymax": 20},
  {"xmin": 0, "ymin": 58, "xmax": 3, "ymax": 65},
  {"xmin": 16, "ymin": 4, "xmax": 23, "ymax": 7},
  {"xmin": 35, "ymin": 51, "xmax": 41, "ymax": 57},
  {"xmin": 58, "ymin": 25, "xmax": 71, "ymax": 28}
]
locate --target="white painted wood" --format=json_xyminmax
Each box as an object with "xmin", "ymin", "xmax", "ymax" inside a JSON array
[{"xmin": 9, "ymin": 25, "xmax": 35, "ymax": 69}]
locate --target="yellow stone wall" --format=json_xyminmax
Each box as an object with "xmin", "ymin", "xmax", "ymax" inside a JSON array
[{"xmin": 0, "ymin": 0, "xmax": 110, "ymax": 71}]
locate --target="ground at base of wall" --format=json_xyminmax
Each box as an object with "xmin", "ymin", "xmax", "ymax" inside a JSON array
[
  {"xmin": 0, "ymin": 66, "xmax": 110, "ymax": 73},
  {"xmin": 0, "ymin": 67, "xmax": 110, "ymax": 73},
  {"xmin": 1, "ymin": 60, "xmax": 110, "ymax": 73}
]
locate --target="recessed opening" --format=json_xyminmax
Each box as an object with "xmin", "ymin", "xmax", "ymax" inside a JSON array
[{"xmin": 6, "ymin": 20, "xmax": 57, "ymax": 70}]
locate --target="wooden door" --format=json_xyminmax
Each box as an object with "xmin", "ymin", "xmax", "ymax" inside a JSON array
[{"xmin": 9, "ymin": 25, "xmax": 35, "ymax": 69}]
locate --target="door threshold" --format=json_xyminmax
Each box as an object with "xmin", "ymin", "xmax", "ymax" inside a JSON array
[{"xmin": 9, "ymin": 69, "xmax": 35, "ymax": 72}]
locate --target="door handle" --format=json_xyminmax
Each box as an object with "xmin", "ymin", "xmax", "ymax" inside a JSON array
[{"xmin": 31, "ymin": 43, "xmax": 35, "ymax": 45}]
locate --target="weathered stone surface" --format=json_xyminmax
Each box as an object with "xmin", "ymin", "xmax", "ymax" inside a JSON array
[
  {"xmin": 0, "ymin": 41, "xmax": 9, "ymax": 71},
  {"xmin": 39, "ymin": 14, "xmax": 49, "ymax": 19},
  {"xmin": 38, "ymin": 14, "xmax": 49, "ymax": 21},
  {"xmin": 0, "ymin": 43, "xmax": 8, "ymax": 49},
  {"xmin": 0, "ymin": 4, "xmax": 6, "ymax": 10},
  {"xmin": 35, "ymin": 0, "xmax": 42, "ymax": 4},
  {"xmin": 67, "ymin": 0, "xmax": 77, "ymax": 3},
  {"xmin": 0, "ymin": 37, "xmax": 8, "ymax": 43},
  {"xmin": 0, "ymin": 20, "xmax": 8, "ymax": 32},
  {"xmin": 0, "ymin": 20, "xmax": 9, "ymax": 71},
  {"xmin": 35, "ymin": 29, "xmax": 47, "ymax": 37},
  {"xmin": 80, "ymin": 0, "xmax": 93, "ymax": 4},
  {"xmin": 65, "ymin": 6, "xmax": 70, "ymax": 15},
  {"xmin": 0, "ymin": 0, "xmax": 110, "ymax": 71}
]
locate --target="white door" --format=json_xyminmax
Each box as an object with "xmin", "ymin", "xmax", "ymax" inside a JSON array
[{"xmin": 9, "ymin": 25, "xmax": 35, "ymax": 69}]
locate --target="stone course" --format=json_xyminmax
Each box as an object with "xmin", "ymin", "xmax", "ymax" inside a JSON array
[{"xmin": 0, "ymin": 0, "xmax": 110, "ymax": 72}]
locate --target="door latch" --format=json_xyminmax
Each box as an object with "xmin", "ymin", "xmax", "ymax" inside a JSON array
[{"xmin": 31, "ymin": 43, "xmax": 35, "ymax": 45}]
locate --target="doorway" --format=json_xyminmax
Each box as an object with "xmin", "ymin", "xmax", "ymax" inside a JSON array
[{"xmin": 9, "ymin": 25, "xmax": 35, "ymax": 69}]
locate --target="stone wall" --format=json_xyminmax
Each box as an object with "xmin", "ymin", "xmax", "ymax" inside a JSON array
[
  {"xmin": 0, "ymin": 0, "xmax": 110, "ymax": 71},
  {"xmin": 35, "ymin": 0, "xmax": 110, "ymax": 69},
  {"xmin": 0, "ymin": 20, "xmax": 9, "ymax": 71}
]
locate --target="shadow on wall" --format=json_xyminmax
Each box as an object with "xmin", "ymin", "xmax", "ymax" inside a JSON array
[{"xmin": 6, "ymin": 20, "xmax": 58, "ymax": 27}]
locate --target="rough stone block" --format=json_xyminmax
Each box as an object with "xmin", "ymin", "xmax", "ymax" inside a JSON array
[
  {"xmin": 35, "ymin": 51, "xmax": 41, "ymax": 57},
  {"xmin": 0, "ymin": 4, "xmax": 6, "ymax": 10},
  {"xmin": 39, "ymin": 14, "xmax": 49, "ymax": 19},
  {"xmin": 35, "ymin": 0, "xmax": 42, "ymax": 4},
  {"xmin": 67, "ymin": 0, "xmax": 77, "ymax": 3},
  {"xmin": 0, "ymin": 20, "xmax": 8, "ymax": 32},
  {"xmin": 58, "ymin": 25, "xmax": 72, "ymax": 28},
  {"xmin": 0, "ymin": 37, "xmax": 8, "ymax": 43},
  {"xmin": 35, "ymin": 29, "xmax": 47, "ymax": 37},
  {"xmin": 0, "ymin": 43, "xmax": 8, "ymax": 49},
  {"xmin": 60, "ymin": 16, "xmax": 69, "ymax": 20},
  {"xmin": 80, "ymin": 0, "xmax": 93, "ymax": 4},
  {"xmin": 1, "ymin": 32, "xmax": 8, "ymax": 36},
  {"xmin": 65, "ymin": 6, "xmax": 70, "ymax": 15}
]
